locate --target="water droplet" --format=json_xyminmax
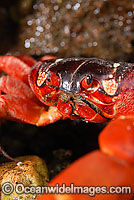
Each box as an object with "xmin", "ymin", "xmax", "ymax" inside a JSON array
[
  {"xmin": 66, "ymin": 3, "xmax": 71, "ymax": 9},
  {"xmin": 45, "ymin": 33, "xmax": 52, "ymax": 39},
  {"xmin": 33, "ymin": 4, "xmax": 38, "ymax": 9},
  {"xmin": 84, "ymin": 32, "xmax": 89, "ymax": 38},
  {"xmin": 53, "ymin": 47, "xmax": 59, "ymax": 53},
  {"xmin": 94, "ymin": 8, "xmax": 100, "ymax": 15},
  {"xmin": 119, "ymin": 16, "xmax": 123, "ymax": 20},
  {"xmin": 88, "ymin": 42, "xmax": 92, "ymax": 47},
  {"xmin": 36, "ymin": 18, "xmax": 41, "ymax": 25},
  {"xmin": 118, "ymin": 6, "xmax": 122, "ymax": 11},
  {"xmin": 71, "ymin": 32, "xmax": 76, "ymax": 37},
  {"xmin": 54, "ymin": 5, "xmax": 59, "ymax": 11},
  {"xmin": 27, "ymin": 20, "xmax": 33, "ymax": 26},
  {"xmin": 124, "ymin": 26, "xmax": 130, "ymax": 32},
  {"xmin": 60, "ymin": 41, "xmax": 65, "ymax": 47},
  {"xmin": 114, "ymin": 20, "xmax": 118, "ymax": 25},
  {"xmin": 25, "ymin": 39, "xmax": 30, "ymax": 48},
  {"xmin": 126, "ymin": 19, "xmax": 131, "ymax": 24},
  {"xmin": 36, "ymin": 26, "xmax": 44, "ymax": 32},
  {"xmin": 45, "ymin": 48, "xmax": 51, "ymax": 53},
  {"xmin": 73, "ymin": 3, "xmax": 80, "ymax": 11},
  {"xmin": 52, "ymin": 16, "xmax": 56, "ymax": 22},
  {"xmin": 109, "ymin": 74, "xmax": 113, "ymax": 79},
  {"xmin": 128, "ymin": 11, "xmax": 132, "ymax": 17},
  {"xmin": 119, "ymin": 21, "xmax": 123, "ymax": 26},
  {"xmin": 64, "ymin": 25, "xmax": 70, "ymax": 34},
  {"xmin": 93, "ymin": 41, "xmax": 98, "ymax": 46},
  {"xmin": 114, "ymin": 14, "xmax": 119, "ymax": 19},
  {"xmin": 35, "ymin": 31, "xmax": 40, "ymax": 36},
  {"xmin": 16, "ymin": 162, "xmax": 22, "ymax": 166},
  {"xmin": 30, "ymin": 37, "xmax": 35, "ymax": 42},
  {"xmin": 45, "ymin": 23, "xmax": 51, "ymax": 29},
  {"xmin": 39, "ymin": 3, "xmax": 44, "ymax": 9}
]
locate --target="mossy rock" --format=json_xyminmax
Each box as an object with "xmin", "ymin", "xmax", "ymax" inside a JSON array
[{"xmin": 0, "ymin": 155, "xmax": 49, "ymax": 200}]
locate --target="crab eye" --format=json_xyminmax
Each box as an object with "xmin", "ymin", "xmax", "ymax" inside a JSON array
[
  {"xmin": 86, "ymin": 74, "xmax": 92, "ymax": 85},
  {"xmin": 81, "ymin": 74, "xmax": 93, "ymax": 90}
]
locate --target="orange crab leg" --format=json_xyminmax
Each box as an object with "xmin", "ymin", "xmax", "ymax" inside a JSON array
[
  {"xmin": 99, "ymin": 114, "xmax": 134, "ymax": 164},
  {"xmin": 16, "ymin": 54, "xmax": 37, "ymax": 67},
  {"xmin": 38, "ymin": 153, "xmax": 133, "ymax": 200},
  {"xmin": 0, "ymin": 94, "xmax": 62, "ymax": 126},
  {"xmin": 0, "ymin": 76, "xmax": 36, "ymax": 101},
  {"xmin": 0, "ymin": 56, "xmax": 31, "ymax": 84},
  {"xmin": 38, "ymin": 115, "xmax": 134, "ymax": 200},
  {"xmin": 0, "ymin": 94, "xmax": 43, "ymax": 124},
  {"xmin": 39, "ymin": 55, "xmax": 56, "ymax": 62}
]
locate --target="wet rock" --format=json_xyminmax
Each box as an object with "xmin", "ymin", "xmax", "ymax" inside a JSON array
[
  {"xmin": 11, "ymin": 0, "xmax": 134, "ymax": 61},
  {"xmin": 0, "ymin": 155, "xmax": 49, "ymax": 200}
]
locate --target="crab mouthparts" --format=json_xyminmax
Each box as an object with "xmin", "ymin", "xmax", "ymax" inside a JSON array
[{"xmin": 57, "ymin": 92, "xmax": 116, "ymax": 120}]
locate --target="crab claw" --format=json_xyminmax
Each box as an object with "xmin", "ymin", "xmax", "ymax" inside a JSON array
[
  {"xmin": 99, "ymin": 114, "xmax": 134, "ymax": 164},
  {"xmin": 0, "ymin": 55, "xmax": 63, "ymax": 126},
  {"xmin": 38, "ymin": 115, "xmax": 134, "ymax": 200},
  {"xmin": 0, "ymin": 77, "xmax": 62, "ymax": 126}
]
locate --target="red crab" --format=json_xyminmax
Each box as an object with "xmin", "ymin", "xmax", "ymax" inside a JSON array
[{"xmin": 0, "ymin": 55, "xmax": 134, "ymax": 199}]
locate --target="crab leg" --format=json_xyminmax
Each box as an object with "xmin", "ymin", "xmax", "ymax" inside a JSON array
[
  {"xmin": 0, "ymin": 56, "xmax": 31, "ymax": 84},
  {"xmin": 0, "ymin": 73, "xmax": 62, "ymax": 126},
  {"xmin": 38, "ymin": 115, "xmax": 134, "ymax": 200},
  {"xmin": 0, "ymin": 145, "xmax": 14, "ymax": 161},
  {"xmin": 99, "ymin": 114, "xmax": 134, "ymax": 164},
  {"xmin": 0, "ymin": 93, "xmax": 62, "ymax": 126},
  {"xmin": 0, "ymin": 94, "xmax": 62, "ymax": 127},
  {"xmin": 0, "ymin": 76, "xmax": 36, "ymax": 101},
  {"xmin": 16, "ymin": 55, "xmax": 37, "ymax": 67}
]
